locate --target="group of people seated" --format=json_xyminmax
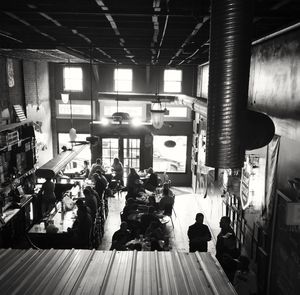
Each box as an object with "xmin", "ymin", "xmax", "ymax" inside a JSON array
[
  {"xmin": 68, "ymin": 169, "xmax": 110, "ymax": 249},
  {"xmin": 110, "ymin": 167, "xmax": 175, "ymax": 251}
]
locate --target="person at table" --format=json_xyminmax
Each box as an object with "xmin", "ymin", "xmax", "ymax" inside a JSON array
[
  {"xmin": 187, "ymin": 213, "xmax": 212, "ymax": 252},
  {"xmin": 122, "ymin": 198, "xmax": 139, "ymax": 221},
  {"xmin": 72, "ymin": 200, "xmax": 93, "ymax": 249},
  {"xmin": 110, "ymin": 221, "xmax": 132, "ymax": 250},
  {"xmin": 93, "ymin": 172, "xmax": 108, "ymax": 199},
  {"xmin": 159, "ymin": 185, "xmax": 175, "ymax": 213},
  {"xmin": 140, "ymin": 206, "xmax": 161, "ymax": 234},
  {"xmin": 39, "ymin": 177, "xmax": 56, "ymax": 215},
  {"xmin": 145, "ymin": 220, "xmax": 164, "ymax": 241},
  {"xmin": 80, "ymin": 160, "xmax": 90, "ymax": 179},
  {"xmin": 126, "ymin": 168, "xmax": 141, "ymax": 192},
  {"xmin": 83, "ymin": 188, "xmax": 97, "ymax": 220},
  {"xmin": 111, "ymin": 157, "xmax": 124, "ymax": 186},
  {"xmin": 148, "ymin": 195, "xmax": 159, "ymax": 211},
  {"xmin": 144, "ymin": 167, "xmax": 159, "ymax": 192},
  {"xmin": 85, "ymin": 185, "xmax": 101, "ymax": 208},
  {"xmin": 88, "ymin": 158, "xmax": 105, "ymax": 179}
]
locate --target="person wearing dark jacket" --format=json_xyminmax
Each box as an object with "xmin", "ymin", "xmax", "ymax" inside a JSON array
[
  {"xmin": 216, "ymin": 216, "xmax": 240, "ymax": 282},
  {"xmin": 72, "ymin": 201, "xmax": 92, "ymax": 249},
  {"xmin": 187, "ymin": 213, "xmax": 212, "ymax": 252}
]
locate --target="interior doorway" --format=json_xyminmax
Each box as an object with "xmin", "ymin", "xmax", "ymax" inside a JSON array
[{"xmin": 102, "ymin": 137, "xmax": 141, "ymax": 181}]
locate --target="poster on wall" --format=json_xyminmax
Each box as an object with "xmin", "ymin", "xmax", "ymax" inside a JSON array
[{"xmin": 7, "ymin": 58, "xmax": 15, "ymax": 87}]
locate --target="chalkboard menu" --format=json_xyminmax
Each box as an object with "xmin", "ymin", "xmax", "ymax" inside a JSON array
[{"xmin": 270, "ymin": 190, "xmax": 300, "ymax": 295}]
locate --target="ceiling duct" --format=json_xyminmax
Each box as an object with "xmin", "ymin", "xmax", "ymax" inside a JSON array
[{"xmin": 206, "ymin": 0, "xmax": 252, "ymax": 169}]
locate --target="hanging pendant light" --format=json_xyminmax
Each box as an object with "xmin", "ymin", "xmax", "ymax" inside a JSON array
[
  {"xmin": 61, "ymin": 93, "xmax": 69, "ymax": 104},
  {"xmin": 151, "ymin": 101, "xmax": 165, "ymax": 129}
]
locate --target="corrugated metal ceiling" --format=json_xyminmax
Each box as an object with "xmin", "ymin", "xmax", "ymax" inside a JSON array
[{"xmin": 0, "ymin": 249, "xmax": 237, "ymax": 295}]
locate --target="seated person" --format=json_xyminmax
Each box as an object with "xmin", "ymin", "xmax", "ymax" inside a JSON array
[
  {"xmin": 140, "ymin": 206, "xmax": 161, "ymax": 234},
  {"xmin": 111, "ymin": 158, "xmax": 124, "ymax": 186},
  {"xmin": 122, "ymin": 198, "xmax": 139, "ymax": 221},
  {"xmin": 93, "ymin": 173, "xmax": 107, "ymax": 200},
  {"xmin": 88, "ymin": 158, "xmax": 106, "ymax": 179},
  {"xmin": 83, "ymin": 188, "xmax": 98, "ymax": 220},
  {"xmin": 148, "ymin": 195, "xmax": 159, "ymax": 211},
  {"xmin": 85, "ymin": 185, "xmax": 101, "ymax": 208},
  {"xmin": 71, "ymin": 201, "xmax": 93, "ymax": 249},
  {"xmin": 80, "ymin": 160, "xmax": 90, "ymax": 179},
  {"xmin": 110, "ymin": 221, "xmax": 132, "ymax": 250},
  {"xmin": 144, "ymin": 167, "xmax": 159, "ymax": 192},
  {"xmin": 159, "ymin": 186, "xmax": 175, "ymax": 213},
  {"xmin": 126, "ymin": 168, "xmax": 141, "ymax": 191},
  {"xmin": 145, "ymin": 221, "xmax": 165, "ymax": 251}
]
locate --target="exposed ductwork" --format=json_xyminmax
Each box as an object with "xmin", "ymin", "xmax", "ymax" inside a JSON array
[{"xmin": 205, "ymin": 0, "xmax": 253, "ymax": 169}]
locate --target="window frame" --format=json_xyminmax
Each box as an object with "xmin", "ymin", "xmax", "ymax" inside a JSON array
[
  {"xmin": 152, "ymin": 135, "xmax": 188, "ymax": 173},
  {"xmin": 114, "ymin": 68, "xmax": 133, "ymax": 92},
  {"xmin": 163, "ymin": 69, "xmax": 182, "ymax": 93},
  {"xmin": 56, "ymin": 100, "xmax": 95, "ymax": 119},
  {"xmin": 63, "ymin": 66, "xmax": 83, "ymax": 92}
]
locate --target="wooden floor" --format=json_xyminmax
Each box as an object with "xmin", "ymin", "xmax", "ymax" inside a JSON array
[{"xmin": 99, "ymin": 187, "xmax": 224, "ymax": 255}]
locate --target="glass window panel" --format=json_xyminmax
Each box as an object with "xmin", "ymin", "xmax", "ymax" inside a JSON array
[
  {"xmin": 63, "ymin": 67, "xmax": 83, "ymax": 91},
  {"xmin": 153, "ymin": 135, "xmax": 187, "ymax": 173},
  {"xmin": 114, "ymin": 80, "xmax": 132, "ymax": 92},
  {"xmin": 114, "ymin": 69, "xmax": 132, "ymax": 80},
  {"xmin": 165, "ymin": 107, "xmax": 188, "ymax": 118},
  {"xmin": 164, "ymin": 69, "xmax": 182, "ymax": 81},
  {"xmin": 164, "ymin": 81, "xmax": 181, "ymax": 93}
]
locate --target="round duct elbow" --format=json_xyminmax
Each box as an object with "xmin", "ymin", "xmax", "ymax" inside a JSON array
[{"xmin": 243, "ymin": 110, "xmax": 275, "ymax": 150}]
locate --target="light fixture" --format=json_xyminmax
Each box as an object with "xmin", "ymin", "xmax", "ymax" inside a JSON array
[
  {"xmin": 150, "ymin": 100, "xmax": 165, "ymax": 129},
  {"xmin": 61, "ymin": 93, "xmax": 69, "ymax": 104},
  {"xmin": 68, "ymin": 93, "xmax": 76, "ymax": 147}
]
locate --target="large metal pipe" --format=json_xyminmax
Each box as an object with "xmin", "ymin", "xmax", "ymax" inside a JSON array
[{"xmin": 206, "ymin": 0, "xmax": 252, "ymax": 168}]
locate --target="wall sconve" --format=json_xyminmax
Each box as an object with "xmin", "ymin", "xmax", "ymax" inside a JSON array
[
  {"xmin": 150, "ymin": 101, "xmax": 165, "ymax": 129},
  {"xmin": 61, "ymin": 93, "xmax": 69, "ymax": 104}
]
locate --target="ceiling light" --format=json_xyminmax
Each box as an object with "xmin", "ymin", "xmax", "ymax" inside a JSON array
[
  {"xmin": 151, "ymin": 101, "xmax": 165, "ymax": 129},
  {"xmin": 61, "ymin": 93, "xmax": 69, "ymax": 104}
]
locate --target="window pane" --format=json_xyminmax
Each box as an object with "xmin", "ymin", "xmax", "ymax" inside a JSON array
[
  {"xmin": 164, "ymin": 81, "xmax": 181, "ymax": 93},
  {"xmin": 164, "ymin": 69, "xmax": 182, "ymax": 81},
  {"xmin": 63, "ymin": 67, "xmax": 83, "ymax": 91},
  {"xmin": 153, "ymin": 136, "xmax": 187, "ymax": 173},
  {"xmin": 165, "ymin": 107, "xmax": 188, "ymax": 118},
  {"xmin": 114, "ymin": 80, "xmax": 132, "ymax": 92},
  {"xmin": 114, "ymin": 69, "xmax": 132, "ymax": 80}
]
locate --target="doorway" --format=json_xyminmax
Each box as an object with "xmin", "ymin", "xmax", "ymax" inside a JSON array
[{"xmin": 102, "ymin": 137, "xmax": 141, "ymax": 181}]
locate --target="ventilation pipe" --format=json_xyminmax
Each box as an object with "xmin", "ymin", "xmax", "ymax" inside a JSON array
[{"xmin": 206, "ymin": 0, "xmax": 252, "ymax": 168}]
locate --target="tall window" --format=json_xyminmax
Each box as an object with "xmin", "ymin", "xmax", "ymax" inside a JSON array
[
  {"xmin": 164, "ymin": 69, "xmax": 182, "ymax": 93},
  {"xmin": 63, "ymin": 67, "xmax": 83, "ymax": 91},
  {"xmin": 114, "ymin": 68, "xmax": 132, "ymax": 92},
  {"xmin": 153, "ymin": 135, "xmax": 187, "ymax": 173}
]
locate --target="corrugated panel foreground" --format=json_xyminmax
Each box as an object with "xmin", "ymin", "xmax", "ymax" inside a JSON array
[{"xmin": 0, "ymin": 249, "xmax": 237, "ymax": 295}]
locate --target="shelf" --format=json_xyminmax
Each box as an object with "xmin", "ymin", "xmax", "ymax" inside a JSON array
[{"xmin": 0, "ymin": 137, "xmax": 33, "ymax": 152}]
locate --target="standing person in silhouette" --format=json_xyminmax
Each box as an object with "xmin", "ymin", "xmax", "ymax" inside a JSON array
[{"xmin": 187, "ymin": 213, "xmax": 212, "ymax": 252}]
